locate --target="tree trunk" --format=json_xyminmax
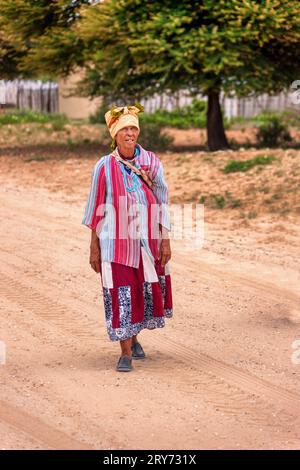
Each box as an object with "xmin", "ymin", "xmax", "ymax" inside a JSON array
[{"xmin": 206, "ymin": 89, "xmax": 229, "ymax": 151}]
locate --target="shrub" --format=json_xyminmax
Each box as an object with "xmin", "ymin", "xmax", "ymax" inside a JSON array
[
  {"xmin": 0, "ymin": 109, "xmax": 68, "ymax": 126},
  {"xmin": 51, "ymin": 118, "xmax": 67, "ymax": 131},
  {"xmin": 222, "ymin": 155, "xmax": 276, "ymax": 173},
  {"xmin": 211, "ymin": 194, "xmax": 226, "ymax": 209},
  {"xmin": 252, "ymin": 109, "xmax": 300, "ymax": 128},
  {"xmin": 141, "ymin": 99, "xmax": 207, "ymax": 129},
  {"xmin": 138, "ymin": 122, "xmax": 173, "ymax": 151},
  {"xmin": 255, "ymin": 115, "xmax": 292, "ymax": 147},
  {"xmin": 90, "ymin": 98, "xmax": 208, "ymax": 129}
]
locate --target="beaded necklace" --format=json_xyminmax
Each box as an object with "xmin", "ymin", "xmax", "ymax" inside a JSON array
[
  {"xmin": 112, "ymin": 146, "xmax": 155, "ymax": 190},
  {"xmin": 117, "ymin": 147, "xmax": 142, "ymax": 193},
  {"xmin": 120, "ymin": 163, "xmax": 142, "ymax": 192}
]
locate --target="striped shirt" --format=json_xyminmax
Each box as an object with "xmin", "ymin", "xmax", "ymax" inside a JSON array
[{"xmin": 82, "ymin": 144, "xmax": 171, "ymax": 268}]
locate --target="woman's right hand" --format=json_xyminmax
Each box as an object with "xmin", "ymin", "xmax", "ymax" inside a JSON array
[{"xmin": 89, "ymin": 245, "xmax": 101, "ymax": 273}]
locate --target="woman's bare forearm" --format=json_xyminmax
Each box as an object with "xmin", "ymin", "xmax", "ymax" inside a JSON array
[
  {"xmin": 90, "ymin": 229, "xmax": 99, "ymax": 247},
  {"xmin": 89, "ymin": 230, "xmax": 101, "ymax": 273},
  {"xmin": 159, "ymin": 223, "xmax": 170, "ymax": 240}
]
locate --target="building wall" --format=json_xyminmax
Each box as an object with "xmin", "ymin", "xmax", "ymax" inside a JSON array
[{"xmin": 58, "ymin": 71, "xmax": 102, "ymax": 119}]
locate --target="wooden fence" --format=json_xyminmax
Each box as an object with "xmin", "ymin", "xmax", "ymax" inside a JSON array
[
  {"xmin": 142, "ymin": 89, "xmax": 298, "ymax": 119},
  {"xmin": 0, "ymin": 79, "xmax": 59, "ymax": 113},
  {"xmin": 0, "ymin": 79, "xmax": 298, "ymax": 119}
]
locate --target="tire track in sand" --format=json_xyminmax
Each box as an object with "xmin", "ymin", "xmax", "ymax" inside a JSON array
[
  {"xmin": 0, "ymin": 400, "xmax": 94, "ymax": 450},
  {"xmin": 1, "ymin": 260, "xmax": 300, "ymax": 421},
  {"xmin": 1, "ymin": 185, "xmax": 300, "ymax": 447}
]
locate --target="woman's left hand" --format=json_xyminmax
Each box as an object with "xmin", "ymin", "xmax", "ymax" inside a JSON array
[{"xmin": 159, "ymin": 239, "xmax": 171, "ymax": 268}]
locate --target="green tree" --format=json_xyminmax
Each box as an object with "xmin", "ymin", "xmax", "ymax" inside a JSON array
[
  {"xmin": 0, "ymin": 31, "xmax": 25, "ymax": 79},
  {"xmin": 0, "ymin": 0, "xmax": 87, "ymax": 79},
  {"xmin": 1, "ymin": 0, "xmax": 300, "ymax": 150},
  {"xmin": 76, "ymin": 0, "xmax": 300, "ymax": 150}
]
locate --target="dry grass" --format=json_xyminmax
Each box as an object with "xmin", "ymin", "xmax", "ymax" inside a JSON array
[{"xmin": 0, "ymin": 123, "xmax": 299, "ymax": 227}]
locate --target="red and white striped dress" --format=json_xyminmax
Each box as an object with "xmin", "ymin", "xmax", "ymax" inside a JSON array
[{"xmin": 82, "ymin": 144, "xmax": 173, "ymax": 341}]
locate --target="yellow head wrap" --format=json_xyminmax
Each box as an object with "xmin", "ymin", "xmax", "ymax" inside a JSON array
[{"xmin": 104, "ymin": 103, "xmax": 144, "ymax": 140}]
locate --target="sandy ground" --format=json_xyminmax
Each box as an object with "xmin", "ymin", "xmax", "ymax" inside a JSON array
[{"xmin": 0, "ymin": 129, "xmax": 300, "ymax": 449}]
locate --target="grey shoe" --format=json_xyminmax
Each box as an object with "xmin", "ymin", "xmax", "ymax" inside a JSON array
[
  {"xmin": 116, "ymin": 355, "xmax": 133, "ymax": 372},
  {"xmin": 131, "ymin": 342, "xmax": 146, "ymax": 360}
]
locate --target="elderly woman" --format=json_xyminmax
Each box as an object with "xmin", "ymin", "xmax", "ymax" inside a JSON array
[{"xmin": 82, "ymin": 104, "xmax": 173, "ymax": 372}]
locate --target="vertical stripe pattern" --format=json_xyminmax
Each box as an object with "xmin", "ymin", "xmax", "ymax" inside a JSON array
[{"xmin": 81, "ymin": 144, "xmax": 171, "ymax": 268}]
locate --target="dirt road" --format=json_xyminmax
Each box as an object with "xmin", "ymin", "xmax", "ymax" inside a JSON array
[{"xmin": 1, "ymin": 179, "xmax": 300, "ymax": 450}]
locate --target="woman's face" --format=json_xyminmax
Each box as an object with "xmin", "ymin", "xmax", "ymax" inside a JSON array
[{"xmin": 116, "ymin": 126, "xmax": 140, "ymax": 151}]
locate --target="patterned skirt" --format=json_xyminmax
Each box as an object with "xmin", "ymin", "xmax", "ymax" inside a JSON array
[{"xmin": 99, "ymin": 243, "xmax": 173, "ymax": 341}]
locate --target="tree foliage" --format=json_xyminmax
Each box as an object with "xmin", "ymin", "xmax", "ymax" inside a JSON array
[
  {"xmin": 1, "ymin": 0, "xmax": 300, "ymax": 149},
  {"xmin": 0, "ymin": 0, "xmax": 88, "ymax": 79},
  {"xmin": 74, "ymin": 0, "xmax": 300, "ymax": 99}
]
